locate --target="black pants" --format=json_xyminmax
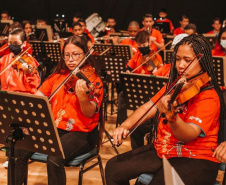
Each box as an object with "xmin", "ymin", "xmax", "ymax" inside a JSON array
[
  {"xmin": 14, "ymin": 127, "xmax": 98, "ymax": 185},
  {"xmin": 105, "ymin": 144, "xmax": 219, "ymax": 185}
]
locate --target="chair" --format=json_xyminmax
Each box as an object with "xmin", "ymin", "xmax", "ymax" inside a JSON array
[{"xmin": 25, "ymin": 105, "xmax": 106, "ymax": 185}]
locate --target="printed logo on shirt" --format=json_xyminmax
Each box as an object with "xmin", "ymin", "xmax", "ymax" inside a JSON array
[
  {"xmin": 55, "ymin": 109, "xmax": 65, "ymax": 127},
  {"xmin": 188, "ymin": 116, "xmax": 202, "ymax": 123},
  {"xmin": 66, "ymin": 118, "xmax": 75, "ymax": 131}
]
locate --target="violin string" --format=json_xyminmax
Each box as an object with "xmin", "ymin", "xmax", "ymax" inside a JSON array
[
  {"xmin": 127, "ymin": 54, "xmax": 204, "ymax": 138},
  {"xmin": 131, "ymin": 41, "xmax": 172, "ymax": 73},
  {"xmin": 48, "ymin": 48, "xmax": 94, "ymax": 101},
  {"xmin": 0, "ymin": 47, "xmax": 31, "ymax": 76}
]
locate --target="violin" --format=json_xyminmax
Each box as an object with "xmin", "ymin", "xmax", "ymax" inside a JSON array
[
  {"xmin": 11, "ymin": 53, "xmax": 38, "ymax": 74},
  {"xmin": 127, "ymin": 53, "xmax": 204, "ymax": 136},
  {"xmin": 0, "ymin": 47, "xmax": 31, "ymax": 76},
  {"xmin": 48, "ymin": 48, "xmax": 101, "ymax": 101},
  {"xmin": 64, "ymin": 64, "xmax": 102, "ymax": 96},
  {"xmin": 161, "ymin": 72, "xmax": 210, "ymax": 124},
  {"xmin": 131, "ymin": 41, "xmax": 172, "ymax": 73},
  {"xmin": 139, "ymin": 50, "xmax": 161, "ymax": 74}
]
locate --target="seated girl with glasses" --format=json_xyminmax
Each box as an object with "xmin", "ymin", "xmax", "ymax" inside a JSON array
[{"xmin": 14, "ymin": 35, "xmax": 103, "ymax": 185}]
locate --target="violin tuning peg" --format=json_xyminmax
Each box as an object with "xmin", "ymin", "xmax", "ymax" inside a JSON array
[
  {"xmin": 163, "ymin": 119, "xmax": 168, "ymax": 125},
  {"xmin": 177, "ymin": 108, "xmax": 183, "ymax": 114},
  {"xmin": 161, "ymin": 113, "xmax": 166, "ymax": 118},
  {"xmin": 95, "ymin": 82, "xmax": 100, "ymax": 87}
]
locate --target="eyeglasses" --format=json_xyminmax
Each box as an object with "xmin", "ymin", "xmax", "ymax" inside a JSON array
[{"xmin": 63, "ymin": 52, "xmax": 84, "ymax": 61}]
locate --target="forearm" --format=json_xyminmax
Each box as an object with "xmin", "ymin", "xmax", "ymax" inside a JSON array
[
  {"xmin": 78, "ymin": 96, "xmax": 96, "ymax": 117},
  {"xmin": 168, "ymin": 115, "xmax": 201, "ymax": 143},
  {"xmin": 152, "ymin": 41, "xmax": 164, "ymax": 49}
]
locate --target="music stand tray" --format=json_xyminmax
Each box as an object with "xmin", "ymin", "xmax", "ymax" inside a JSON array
[
  {"xmin": 30, "ymin": 41, "xmax": 61, "ymax": 63},
  {"xmin": 120, "ymin": 72, "xmax": 168, "ymax": 110},
  {"xmin": 0, "ymin": 90, "xmax": 64, "ymax": 185},
  {"xmin": 164, "ymin": 50, "xmax": 173, "ymax": 64},
  {"xmin": 212, "ymin": 56, "xmax": 226, "ymax": 86},
  {"xmin": 94, "ymin": 44, "xmax": 133, "ymax": 61}
]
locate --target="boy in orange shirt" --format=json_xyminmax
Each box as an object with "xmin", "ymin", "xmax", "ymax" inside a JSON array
[
  {"xmin": 141, "ymin": 13, "xmax": 165, "ymax": 52},
  {"xmin": 173, "ymin": 15, "xmax": 189, "ymax": 35}
]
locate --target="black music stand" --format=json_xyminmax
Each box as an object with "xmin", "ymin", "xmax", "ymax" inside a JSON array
[
  {"xmin": 164, "ymin": 50, "xmax": 173, "ymax": 64},
  {"xmin": 212, "ymin": 56, "xmax": 226, "ymax": 87},
  {"xmin": 30, "ymin": 41, "xmax": 61, "ymax": 77},
  {"xmin": 95, "ymin": 55, "xmax": 127, "ymax": 117},
  {"xmin": 203, "ymin": 34, "xmax": 217, "ymax": 50},
  {"xmin": 164, "ymin": 35, "xmax": 174, "ymax": 50},
  {"xmin": 120, "ymin": 72, "xmax": 168, "ymax": 110},
  {"xmin": 154, "ymin": 22, "xmax": 170, "ymax": 34},
  {"xmin": 94, "ymin": 44, "xmax": 133, "ymax": 61},
  {"xmin": 35, "ymin": 25, "xmax": 53, "ymax": 41},
  {"xmin": 0, "ymin": 90, "xmax": 64, "ymax": 185}
]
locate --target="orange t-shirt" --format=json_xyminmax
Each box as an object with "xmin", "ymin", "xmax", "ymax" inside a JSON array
[
  {"xmin": 127, "ymin": 51, "xmax": 163, "ymax": 74},
  {"xmin": 212, "ymin": 43, "xmax": 226, "ymax": 56},
  {"xmin": 84, "ymin": 29, "xmax": 95, "ymax": 43},
  {"xmin": 151, "ymin": 85, "xmax": 220, "ymax": 163},
  {"xmin": 0, "ymin": 43, "xmax": 33, "ymax": 58},
  {"xmin": 120, "ymin": 38, "xmax": 138, "ymax": 54},
  {"xmin": 0, "ymin": 53, "xmax": 40, "ymax": 94},
  {"xmin": 38, "ymin": 67, "xmax": 103, "ymax": 132},
  {"xmin": 173, "ymin": 27, "xmax": 185, "ymax": 36},
  {"xmin": 140, "ymin": 28, "xmax": 164, "ymax": 52},
  {"xmin": 153, "ymin": 63, "xmax": 171, "ymax": 77}
]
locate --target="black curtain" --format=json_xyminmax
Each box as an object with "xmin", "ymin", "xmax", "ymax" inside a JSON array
[{"xmin": 1, "ymin": 0, "xmax": 225, "ymax": 33}]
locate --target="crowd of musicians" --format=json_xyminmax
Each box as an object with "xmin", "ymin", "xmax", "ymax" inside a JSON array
[{"xmin": 0, "ymin": 8, "xmax": 226, "ymax": 185}]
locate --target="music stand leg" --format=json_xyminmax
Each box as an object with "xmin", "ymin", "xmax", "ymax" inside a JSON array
[
  {"xmin": 5, "ymin": 126, "xmax": 24, "ymax": 185},
  {"xmin": 103, "ymin": 129, "xmax": 119, "ymax": 155}
]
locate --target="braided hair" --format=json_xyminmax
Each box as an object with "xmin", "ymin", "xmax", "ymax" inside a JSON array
[{"xmin": 167, "ymin": 34, "xmax": 225, "ymax": 143}]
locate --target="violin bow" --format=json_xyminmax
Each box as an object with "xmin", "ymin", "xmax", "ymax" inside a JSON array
[
  {"xmin": 48, "ymin": 47, "xmax": 94, "ymax": 101},
  {"xmin": 127, "ymin": 53, "xmax": 204, "ymax": 137},
  {"xmin": 0, "ymin": 47, "xmax": 31, "ymax": 76},
  {"xmin": 130, "ymin": 41, "xmax": 172, "ymax": 73}
]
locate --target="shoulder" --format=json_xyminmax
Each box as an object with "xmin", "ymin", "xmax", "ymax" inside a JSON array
[{"xmin": 193, "ymin": 88, "xmax": 220, "ymax": 106}]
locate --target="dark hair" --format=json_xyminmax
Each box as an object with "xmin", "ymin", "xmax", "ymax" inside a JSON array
[
  {"xmin": 180, "ymin": 15, "xmax": 189, "ymax": 21},
  {"xmin": 81, "ymin": 33, "xmax": 92, "ymax": 44},
  {"xmin": 71, "ymin": 22, "xmax": 82, "ymax": 29},
  {"xmin": 217, "ymin": 27, "xmax": 226, "ymax": 43},
  {"xmin": 143, "ymin": 13, "xmax": 153, "ymax": 20},
  {"xmin": 72, "ymin": 12, "xmax": 83, "ymax": 19},
  {"xmin": 159, "ymin": 8, "xmax": 167, "ymax": 13},
  {"xmin": 78, "ymin": 18, "xmax": 86, "ymax": 24},
  {"xmin": 36, "ymin": 19, "xmax": 48, "ymax": 25},
  {"xmin": 184, "ymin": 23, "xmax": 197, "ymax": 33},
  {"xmin": 169, "ymin": 34, "xmax": 225, "ymax": 143},
  {"xmin": 106, "ymin": 16, "xmax": 115, "ymax": 21},
  {"xmin": 22, "ymin": 20, "xmax": 32, "ymax": 29},
  {"xmin": 135, "ymin": 31, "xmax": 149, "ymax": 44},
  {"xmin": 9, "ymin": 28, "xmax": 26, "ymax": 42},
  {"xmin": 212, "ymin": 17, "xmax": 221, "ymax": 24},
  {"xmin": 1, "ymin": 10, "xmax": 10, "ymax": 16},
  {"xmin": 9, "ymin": 22, "xmax": 23, "ymax": 30},
  {"xmin": 54, "ymin": 35, "xmax": 94, "ymax": 74}
]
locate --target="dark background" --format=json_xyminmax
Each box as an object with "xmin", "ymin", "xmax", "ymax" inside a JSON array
[{"xmin": 1, "ymin": 0, "xmax": 226, "ymax": 34}]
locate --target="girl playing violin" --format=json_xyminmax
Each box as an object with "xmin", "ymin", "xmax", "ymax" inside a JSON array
[
  {"xmin": 0, "ymin": 28, "xmax": 40, "ymax": 93},
  {"xmin": 14, "ymin": 35, "xmax": 103, "ymax": 185},
  {"xmin": 126, "ymin": 31, "xmax": 163, "ymax": 74},
  {"xmin": 106, "ymin": 34, "xmax": 225, "ymax": 185}
]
